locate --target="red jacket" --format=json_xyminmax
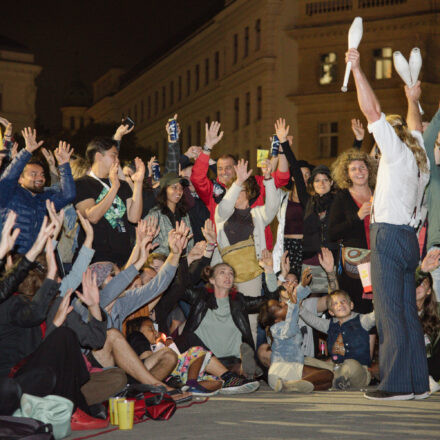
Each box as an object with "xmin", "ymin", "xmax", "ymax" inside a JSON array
[{"xmin": 190, "ymin": 152, "xmax": 290, "ymax": 250}]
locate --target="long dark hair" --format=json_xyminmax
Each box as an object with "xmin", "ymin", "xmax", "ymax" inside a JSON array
[
  {"xmin": 125, "ymin": 316, "xmax": 152, "ymax": 338},
  {"xmin": 419, "ymin": 277, "xmax": 440, "ymax": 342},
  {"xmin": 258, "ymin": 301, "xmax": 277, "ymax": 343},
  {"xmin": 156, "ymin": 185, "xmax": 188, "ymax": 219}
]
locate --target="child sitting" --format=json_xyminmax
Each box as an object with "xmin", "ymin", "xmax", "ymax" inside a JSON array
[
  {"xmin": 258, "ymin": 268, "xmax": 334, "ymax": 393},
  {"xmin": 300, "ymin": 290, "xmax": 375, "ymax": 389}
]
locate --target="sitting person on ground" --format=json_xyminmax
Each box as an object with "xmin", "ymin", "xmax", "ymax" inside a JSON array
[
  {"xmin": 258, "ymin": 268, "xmax": 333, "ymax": 393},
  {"xmin": 299, "ymin": 290, "xmax": 375, "ymax": 390}
]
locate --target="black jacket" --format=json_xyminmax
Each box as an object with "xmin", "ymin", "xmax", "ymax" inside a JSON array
[
  {"xmin": 0, "ymin": 256, "xmax": 34, "ymax": 304},
  {"xmin": 181, "ymin": 283, "xmax": 278, "ymax": 351}
]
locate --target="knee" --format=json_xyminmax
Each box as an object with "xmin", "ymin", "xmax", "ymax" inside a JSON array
[
  {"xmin": 106, "ymin": 328, "xmax": 124, "ymax": 342},
  {"xmin": 161, "ymin": 348, "xmax": 178, "ymax": 366},
  {"xmin": 257, "ymin": 343, "xmax": 271, "ymax": 368}
]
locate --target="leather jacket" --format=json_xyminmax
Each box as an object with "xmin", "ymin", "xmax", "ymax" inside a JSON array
[
  {"xmin": 182, "ymin": 283, "xmax": 279, "ymax": 351},
  {"xmin": 0, "ymin": 256, "xmax": 34, "ymax": 304}
]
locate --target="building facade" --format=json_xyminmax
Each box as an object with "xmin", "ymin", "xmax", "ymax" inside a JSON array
[
  {"xmin": 0, "ymin": 36, "xmax": 41, "ymax": 133},
  {"xmin": 84, "ymin": 0, "xmax": 440, "ymax": 167}
]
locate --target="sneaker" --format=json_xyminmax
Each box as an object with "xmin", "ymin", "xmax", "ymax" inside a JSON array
[
  {"xmin": 414, "ymin": 391, "xmax": 431, "ymax": 400},
  {"xmin": 184, "ymin": 380, "xmax": 220, "ymax": 397},
  {"xmin": 240, "ymin": 343, "xmax": 263, "ymax": 379},
  {"xmin": 71, "ymin": 408, "xmax": 109, "ymax": 431},
  {"xmin": 220, "ymin": 372, "xmax": 260, "ymax": 395},
  {"xmin": 364, "ymin": 390, "xmax": 414, "ymax": 401},
  {"xmin": 429, "ymin": 375, "xmax": 440, "ymax": 394},
  {"xmin": 281, "ymin": 379, "xmax": 314, "ymax": 393}
]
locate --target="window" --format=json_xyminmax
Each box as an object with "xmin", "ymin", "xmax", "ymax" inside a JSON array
[
  {"xmin": 216, "ymin": 111, "xmax": 221, "ymax": 123},
  {"xmin": 148, "ymin": 96, "xmax": 151, "ymax": 119},
  {"xmin": 141, "ymin": 100, "xmax": 144, "ymax": 122},
  {"xmin": 245, "ymin": 92, "xmax": 250, "ymax": 125},
  {"xmin": 162, "ymin": 86, "xmax": 166, "ymax": 110},
  {"xmin": 255, "ymin": 19, "xmax": 261, "ymax": 51},
  {"xmin": 178, "ymin": 75, "xmax": 182, "ymax": 101},
  {"xmin": 374, "ymin": 47, "xmax": 392, "ymax": 80},
  {"xmin": 195, "ymin": 64, "xmax": 200, "ymax": 91},
  {"xmin": 187, "ymin": 125, "xmax": 192, "ymax": 145},
  {"xmin": 154, "ymin": 91, "xmax": 159, "ymax": 114},
  {"xmin": 256, "ymin": 86, "xmax": 262, "ymax": 120},
  {"xmin": 244, "ymin": 27, "xmax": 249, "ymax": 58},
  {"xmin": 205, "ymin": 58, "xmax": 209, "ymax": 85},
  {"xmin": 214, "ymin": 51, "xmax": 220, "ymax": 80},
  {"xmin": 186, "ymin": 70, "xmax": 191, "ymax": 96},
  {"xmin": 70, "ymin": 117, "xmax": 75, "ymax": 130},
  {"xmin": 196, "ymin": 120, "xmax": 201, "ymax": 145},
  {"xmin": 205, "ymin": 115, "xmax": 210, "ymax": 126},
  {"xmin": 233, "ymin": 34, "xmax": 238, "ymax": 64},
  {"xmin": 170, "ymin": 81, "xmax": 174, "ymax": 106},
  {"xmin": 134, "ymin": 104, "xmax": 138, "ymax": 121},
  {"xmin": 318, "ymin": 122, "xmax": 338, "ymax": 158},
  {"xmin": 234, "ymin": 97, "xmax": 239, "ymax": 130},
  {"xmin": 319, "ymin": 52, "xmax": 337, "ymax": 85}
]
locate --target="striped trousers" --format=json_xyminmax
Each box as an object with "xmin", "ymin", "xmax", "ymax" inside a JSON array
[{"xmin": 370, "ymin": 223, "xmax": 429, "ymax": 394}]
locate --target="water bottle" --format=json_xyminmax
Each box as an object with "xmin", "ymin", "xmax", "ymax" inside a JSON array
[
  {"xmin": 168, "ymin": 118, "xmax": 178, "ymax": 142},
  {"xmin": 271, "ymin": 134, "xmax": 280, "ymax": 157}
]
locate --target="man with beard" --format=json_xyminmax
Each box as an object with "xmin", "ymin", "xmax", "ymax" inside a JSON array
[{"xmin": 0, "ymin": 127, "xmax": 75, "ymax": 253}]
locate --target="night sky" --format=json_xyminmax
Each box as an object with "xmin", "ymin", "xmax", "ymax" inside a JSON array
[{"xmin": 0, "ymin": 0, "xmax": 224, "ymax": 131}]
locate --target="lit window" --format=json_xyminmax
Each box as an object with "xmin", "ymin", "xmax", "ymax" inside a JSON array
[
  {"xmin": 374, "ymin": 47, "xmax": 392, "ymax": 80},
  {"xmin": 319, "ymin": 53, "xmax": 337, "ymax": 85},
  {"xmin": 318, "ymin": 122, "xmax": 338, "ymax": 158}
]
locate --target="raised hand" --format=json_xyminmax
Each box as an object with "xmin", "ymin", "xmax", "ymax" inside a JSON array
[
  {"xmin": 45, "ymin": 238, "xmax": 58, "ymax": 280},
  {"xmin": 10, "ymin": 142, "xmax": 18, "ymax": 160},
  {"xmin": 205, "ymin": 121, "xmax": 224, "ymax": 151},
  {"xmin": 54, "ymin": 141, "xmax": 74, "ymax": 166},
  {"xmin": 421, "ymin": 248, "xmax": 440, "ymax": 273},
  {"xmin": 187, "ymin": 241, "xmax": 206, "ymax": 265},
  {"xmin": 46, "ymin": 200, "xmax": 64, "ymax": 240},
  {"xmin": 184, "ymin": 146, "xmax": 202, "ymax": 159},
  {"xmin": 258, "ymin": 249, "xmax": 274, "ymax": 273},
  {"xmin": 52, "ymin": 289, "xmax": 74, "ymax": 327},
  {"xmin": 234, "ymin": 159, "xmax": 252, "ymax": 186},
  {"xmin": 351, "ymin": 118, "xmax": 365, "ymax": 141},
  {"xmin": 318, "ymin": 247, "xmax": 334, "ymax": 273},
  {"xmin": 22, "ymin": 127, "xmax": 44, "ymax": 153},
  {"xmin": 131, "ymin": 157, "xmax": 146, "ymax": 183},
  {"xmin": 0, "ymin": 116, "xmax": 11, "ymax": 129},
  {"xmin": 109, "ymin": 160, "xmax": 120, "ymax": 187},
  {"xmin": 76, "ymin": 210, "xmax": 94, "ymax": 248},
  {"xmin": 301, "ymin": 267, "xmax": 313, "ymax": 287},
  {"xmin": 280, "ymin": 250, "xmax": 290, "ymax": 278},
  {"xmin": 0, "ymin": 211, "xmax": 20, "ymax": 259},
  {"xmin": 138, "ymin": 236, "xmax": 158, "ymax": 265},
  {"xmin": 114, "ymin": 120, "xmax": 135, "ymax": 141},
  {"xmin": 261, "ymin": 159, "xmax": 273, "ymax": 179},
  {"xmin": 25, "ymin": 216, "xmax": 57, "ymax": 262},
  {"xmin": 201, "ymin": 218, "xmax": 216, "ymax": 244},
  {"xmin": 41, "ymin": 148, "xmax": 57, "ymax": 172},
  {"xmin": 165, "ymin": 113, "xmax": 180, "ymax": 141},
  {"xmin": 168, "ymin": 221, "xmax": 191, "ymax": 254},
  {"xmin": 274, "ymin": 118, "xmax": 290, "ymax": 143},
  {"xmin": 147, "ymin": 156, "xmax": 158, "ymax": 180},
  {"xmin": 404, "ymin": 80, "xmax": 422, "ymax": 103},
  {"xmin": 345, "ymin": 48, "xmax": 360, "ymax": 71},
  {"xmin": 77, "ymin": 269, "xmax": 100, "ymax": 307}
]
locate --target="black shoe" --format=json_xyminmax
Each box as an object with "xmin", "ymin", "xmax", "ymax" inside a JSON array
[
  {"xmin": 364, "ymin": 390, "xmax": 414, "ymax": 401},
  {"xmin": 88, "ymin": 403, "xmax": 108, "ymax": 420}
]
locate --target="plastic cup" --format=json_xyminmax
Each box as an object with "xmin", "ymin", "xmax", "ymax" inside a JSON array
[
  {"xmin": 117, "ymin": 400, "xmax": 134, "ymax": 430},
  {"xmin": 108, "ymin": 397, "xmax": 123, "ymax": 425}
]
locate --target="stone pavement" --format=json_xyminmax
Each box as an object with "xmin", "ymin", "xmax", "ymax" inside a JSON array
[{"xmin": 71, "ymin": 384, "xmax": 440, "ymax": 440}]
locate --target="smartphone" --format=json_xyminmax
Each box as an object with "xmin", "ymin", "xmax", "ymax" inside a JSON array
[{"xmin": 122, "ymin": 116, "xmax": 135, "ymax": 130}]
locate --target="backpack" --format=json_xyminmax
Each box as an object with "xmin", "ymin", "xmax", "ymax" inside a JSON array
[{"xmin": 0, "ymin": 415, "xmax": 54, "ymax": 440}]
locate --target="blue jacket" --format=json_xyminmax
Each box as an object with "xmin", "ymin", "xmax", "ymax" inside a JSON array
[
  {"xmin": 270, "ymin": 285, "xmax": 311, "ymax": 364},
  {"xmin": 0, "ymin": 149, "xmax": 76, "ymax": 253}
]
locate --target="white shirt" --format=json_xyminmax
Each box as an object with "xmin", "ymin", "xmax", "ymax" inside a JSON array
[{"xmin": 368, "ymin": 113, "xmax": 430, "ymax": 227}]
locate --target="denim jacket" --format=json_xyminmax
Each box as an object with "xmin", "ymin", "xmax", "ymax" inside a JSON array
[{"xmin": 270, "ymin": 285, "xmax": 311, "ymax": 364}]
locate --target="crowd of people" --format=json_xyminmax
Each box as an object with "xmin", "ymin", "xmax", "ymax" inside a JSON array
[{"xmin": 0, "ymin": 48, "xmax": 439, "ymax": 432}]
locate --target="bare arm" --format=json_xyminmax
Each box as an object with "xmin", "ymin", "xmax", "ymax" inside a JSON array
[{"xmin": 405, "ymin": 82, "xmax": 423, "ymax": 132}]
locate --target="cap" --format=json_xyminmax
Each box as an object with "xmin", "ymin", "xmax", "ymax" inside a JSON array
[
  {"xmin": 159, "ymin": 172, "xmax": 188, "ymax": 189},
  {"xmin": 308, "ymin": 164, "xmax": 331, "ymax": 184}
]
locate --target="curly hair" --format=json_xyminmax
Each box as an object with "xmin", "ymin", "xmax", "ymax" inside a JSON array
[
  {"xmin": 242, "ymin": 175, "xmax": 260, "ymax": 202},
  {"xmin": 386, "ymin": 114, "xmax": 429, "ymax": 174},
  {"xmin": 331, "ymin": 148, "xmax": 377, "ymax": 190}
]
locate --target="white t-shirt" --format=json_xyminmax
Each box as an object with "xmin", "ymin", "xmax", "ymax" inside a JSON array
[{"xmin": 368, "ymin": 113, "xmax": 430, "ymax": 227}]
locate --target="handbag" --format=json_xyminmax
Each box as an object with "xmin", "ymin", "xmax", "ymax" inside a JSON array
[
  {"xmin": 13, "ymin": 394, "xmax": 73, "ymax": 440},
  {"xmin": 0, "ymin": 415, "xmax": 54, "ymax": 440},
  {"xmin": 341, "ymin": 247, "xmax": 371, "ymax": 279},
  {"xmin": 219, "ymin": 236, "xmax": 263, "ymax": 283}
]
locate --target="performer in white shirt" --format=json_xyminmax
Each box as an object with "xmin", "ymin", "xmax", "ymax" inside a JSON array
[{"xmin": 346, "ymin": 48, "xmax": 430, "ymax": 401}]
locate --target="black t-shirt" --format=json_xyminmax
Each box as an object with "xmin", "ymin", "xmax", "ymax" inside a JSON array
[{"xmin": 74, "ymin": 175, "xmax": 134, "ymax": 265}]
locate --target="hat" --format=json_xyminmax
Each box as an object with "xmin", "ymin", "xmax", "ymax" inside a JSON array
[
  {"xmin": 308, "ymin": 164, "xmax": 331, "ymax": 184},
  {"xmin": 89, "ymin": 262, "xmax": 114, "ymax": 288},
  {"xmin": 159, "ymin": 172, "xmax": 188, "ymax": 189}
]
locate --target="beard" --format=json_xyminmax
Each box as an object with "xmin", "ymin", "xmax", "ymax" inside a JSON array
[{"xmin": 23, "ymin": 183, "xmax": 45, "ymax": 194}]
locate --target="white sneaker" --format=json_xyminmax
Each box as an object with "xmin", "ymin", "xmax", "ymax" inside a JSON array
[
  {"xmin": 414, "ymin": 391, "xmax": 431, "ymax": 400},
  {"xmin": 282, "ymin": 379, "xmax": 314, "ymax": 393},
  {"xmin": 429, "ymin": 375, "xmax": 440, "ymax": 393}
]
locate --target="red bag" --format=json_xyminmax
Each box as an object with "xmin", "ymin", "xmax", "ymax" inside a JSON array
[{"xmin": 128, "ymin": 392, "xmax": 176, "ymax": 421}]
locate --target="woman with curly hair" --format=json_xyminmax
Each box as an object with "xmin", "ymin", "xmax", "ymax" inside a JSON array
[{"xmin": 329, "ymin": 148, "xmax": 377, "ymax": 314}]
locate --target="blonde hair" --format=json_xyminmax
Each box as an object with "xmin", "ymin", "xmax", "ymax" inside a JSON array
[
  {"xmin": 70, "ymin": 156, "xmax": 89, "ymax": 179},
  {"xmin": 386, "ymin": 114, "xmax": 429, "ymax": 174},
  {"xmin": 331, "ymin": 148, "xmax": 377, "ymax": 190}
]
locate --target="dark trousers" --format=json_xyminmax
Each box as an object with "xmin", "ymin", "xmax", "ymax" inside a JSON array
[
  {"xmin": 370, "ymin": 223, "xmax": 429, "ymax": 394},
  {"xmin": 15, "ymin": 327, "xmax": 90, "ymax": 411}
]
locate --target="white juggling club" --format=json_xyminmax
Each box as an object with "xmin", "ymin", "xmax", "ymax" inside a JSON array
[
  {"xmin": 393, "ymin": 49, "xmax": 424, "ymax": 114},
  {"xmin": 409, "ymin": 47, "xmax": 422, "ymax": 85},
  {"xmin": 341, "ymin": 17, "xmax": 363, "ymax": 92}
]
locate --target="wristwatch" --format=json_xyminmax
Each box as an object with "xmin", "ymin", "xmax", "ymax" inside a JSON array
[{"xmin": 203, "ymin": 144, "xmax": 212, "ymax": 153}]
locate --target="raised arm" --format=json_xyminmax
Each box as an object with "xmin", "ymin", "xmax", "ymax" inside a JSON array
[
  {"xmin": 126, "ymin": 157, "xmax": 145, "ymax": 223},
  {"xmin": 405, "ymin": 82, "xmax": 423, "ymax": 133}
]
